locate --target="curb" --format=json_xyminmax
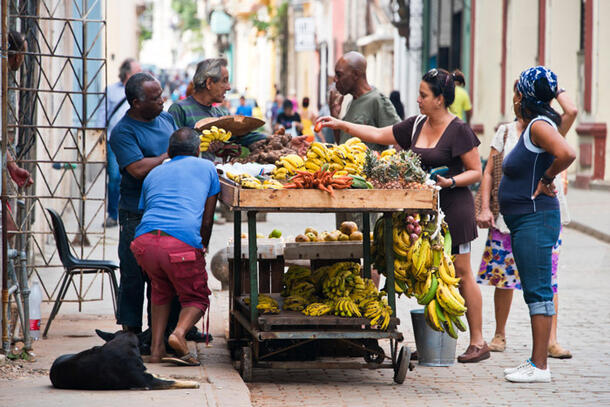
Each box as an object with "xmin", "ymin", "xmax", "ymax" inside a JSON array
[{"xmin": 565, "ymin": 221, "xmax": 610, "ymax": 244}]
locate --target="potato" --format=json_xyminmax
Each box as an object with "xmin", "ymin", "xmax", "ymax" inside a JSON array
[
  {"xmin": 338, "ymin": 233, "xmax": 350, "ymax": 241},
  {"xmin": 304, "ymin": 227, "xmax": 318, "ymax": 236},
  {"xmin": 339, "ymin": 221, "xmax": 358, "ymax": 235}
]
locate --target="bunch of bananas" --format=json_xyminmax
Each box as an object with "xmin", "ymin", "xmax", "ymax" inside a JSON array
[
  {"xmin": 372, "ymin": 213, "xmax": 467, "ymax": 336},
  {"xmin": 380, "ymin": 148, "xmax": 396, "ymax": 161},
  {"xmin": 199, "ymin": 126, "xmax": 231, "ymax": 151},
  {"xmin": 225, "ymin": 172, "xmax": 284, "ymax": 190},
  {"xmin": 283, "ymin": 295, "xmax": 310, "ymax": 311},
  {"xmin": 321, "ymin": 262, "xmax": 362, "ymax": 299},
  {"xmin": 272, "ymin": 154, "xmax": 305, "ymax": 178},
  {"xmin": 244, "ymin": 294, "xmax": 280, "ymax": 314},
  {"xmin": 281, "ymin": 265, "xmax": 312, "ymax": 297},
  {"xmin": 333, "ymin": 296, "xmax": 362, "ymax": 317},
  {"xmin": 302, "ymin": 138, "xmax": 368, "ymax": 176},
  {"xmin": 302, "ymin": 302, "xmax": 333, "ymax": 316},
  {"xmin": 360, "ymin": 297, "xmax": 392, "ymax": 330}
]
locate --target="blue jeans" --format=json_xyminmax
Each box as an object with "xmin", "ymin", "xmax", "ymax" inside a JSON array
[
  {"xmin": 504, "ymin": 210, "xmax": 560, "ymax": 316},
  {"xmin": 117, "ymin": 209, "xmax": 149, "ymax": 328},
  {"xmin": 106, "ymin": 145, "xmax": 121, "ymax": 220}
]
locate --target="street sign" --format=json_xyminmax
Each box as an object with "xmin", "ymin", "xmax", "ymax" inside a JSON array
[{"xmin": 294, "ymin": 17, "xmax": 315, "ymax": 52}]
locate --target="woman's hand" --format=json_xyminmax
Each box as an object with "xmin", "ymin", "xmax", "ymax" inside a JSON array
[
  {"xmin": 476, "ymin": 208, "xmax": 495, "ymax": 229},
  {"xmin": 532, "ymin": 179, "xmax": 557, "ymax": 199},
  {"xmin": 315, "ymin": 116, "xmax": 344, "ymax": 131},
  {"xmin": 435, "ymin": 175, "xmax": 453, "ymax": 189}
]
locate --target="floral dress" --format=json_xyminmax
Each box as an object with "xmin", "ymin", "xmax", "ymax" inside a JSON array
[{"xmin": 476, "ymin": 122, "xmax": 563, "ymax": 292}]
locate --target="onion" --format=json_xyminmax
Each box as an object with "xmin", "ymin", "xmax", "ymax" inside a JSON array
[
  {"xmin": 410, "ymin": 233, "xmax": 419, "ymax": 242},
  {"xmin": 414, "ymin": 225, "xmax": 422, "ymax": 235},
  {"xmin": 406, "ymin": 215, "xmax": 415, "ymax": 223},
  {"xmin": 406, "ymin": 224, "xmax": 415, "ymax": 233}
]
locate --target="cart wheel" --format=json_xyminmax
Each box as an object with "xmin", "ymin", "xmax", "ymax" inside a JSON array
[
  {"xmin": 363, "ymin": 344, "xmax": 385, "ymax": 364},
  {"xmin": 393, "ymin": 345, "xmax": 411, "ymax": 384},
  {"xmin": 240, "ymin": 346, "xmax": 253, "ymax": 382}
]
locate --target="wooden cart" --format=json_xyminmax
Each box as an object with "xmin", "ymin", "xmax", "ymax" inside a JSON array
[{"xmin": 220, "ymin": 178, "xmax": 438, "ymax": 384}]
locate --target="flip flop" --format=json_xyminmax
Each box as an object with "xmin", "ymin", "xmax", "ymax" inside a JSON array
[{"xmin": 161, "ymin": 353, "xmax": 200, "ymax": 367}]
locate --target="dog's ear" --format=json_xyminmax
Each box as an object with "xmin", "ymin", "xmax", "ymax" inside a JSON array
[{"xmin": 95, "ymin": 329, "xmax": 116, "ymax": 342}]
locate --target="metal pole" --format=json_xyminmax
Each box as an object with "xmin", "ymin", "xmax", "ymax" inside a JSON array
[
  {"xmin": 1, "ymin": 0, "xmax": 10, "ymax": 354},
  {"xmin": 233, "ymin": 211, "xmax": 241, "ymax": 298},
  {"xmin": 383, "ymin": 212, "xmax": 396, "ymax": 313},
  {"xmin": 247, "ymin": 211, "xmax": 258, "ymax": 326},
  {"xmin": 362, "ymin": 212, "xmax": 371, "ymax": 279}
]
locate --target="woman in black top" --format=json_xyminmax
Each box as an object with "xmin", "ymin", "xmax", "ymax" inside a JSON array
[{"xmin": 317, "ymin": 69, "xmax": 487, "ymax": 363}]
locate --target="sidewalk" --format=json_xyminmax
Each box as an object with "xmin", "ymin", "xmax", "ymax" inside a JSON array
[{"xmin": 564, "ymin": 186, "xmax": 610, "ymax": 243}]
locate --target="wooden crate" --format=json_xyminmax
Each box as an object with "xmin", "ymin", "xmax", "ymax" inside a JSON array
[{"xmin": 220, "ymin": 178, "xmax": 437, "ymax": 212}]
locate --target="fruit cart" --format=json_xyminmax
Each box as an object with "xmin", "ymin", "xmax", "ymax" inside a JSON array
[{"xmin": 220, "ymin": 178, "xmax": 438, "ymax": 384}]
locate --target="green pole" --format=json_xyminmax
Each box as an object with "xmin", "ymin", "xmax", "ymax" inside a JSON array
[
  {"xmin": 233, "ymin": 211, "xmax": 242, "ymax": 297},
  {"xmin": 362, "ymin": 212, "xmax": 371, "ymax": 279},
  {"xmin": 247, "ymin": 211, "xmax": 259, "ymax": 326},
  {"xmin": 383, "ymin": 212, "xmax": 396, "ymax": 313}
]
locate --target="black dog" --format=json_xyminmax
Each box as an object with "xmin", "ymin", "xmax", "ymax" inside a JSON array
[
  {"xmin": 95, "ymin": 328, "xmax": 213, "ymax": 355},
  {"xmin": 50, "ymin": 332, "xmax": 197, "ymax": 390}
]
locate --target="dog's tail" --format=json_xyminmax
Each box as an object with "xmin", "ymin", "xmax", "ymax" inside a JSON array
[{"xmin": 147, "ymin": 373, "xmax": 200, "ymax": 390}]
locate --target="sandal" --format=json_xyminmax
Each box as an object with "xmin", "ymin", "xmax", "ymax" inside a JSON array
[
  {"xmin": 548, "ymin": 343, "xmax": 572, "ymax": 359},
  {"xmin": 489, "ymin": 334, "xmax": 506, "ymax": 352},
  {"xmin": 161, "ymin": 353, "xmax": 200, "ymax": 367}
]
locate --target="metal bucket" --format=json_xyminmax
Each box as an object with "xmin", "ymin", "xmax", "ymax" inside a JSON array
[{"xmin": 410, "ymin": 309, "xmax": 457, "ymax": 366}]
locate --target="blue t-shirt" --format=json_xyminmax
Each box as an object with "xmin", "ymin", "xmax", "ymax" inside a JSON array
[
  {"xmin": 135, "ymin": 156, "xmax": 221, "ymax": 248},
  {"xmin": 236, "ymin": 105, "xmax": 253, "ymax": 117},
  {"xmin": 498, "ymin": 116, "xmax": 559, "ymax": 215},
  {"xmin": 109, "ymin": 111, "xmax": 177, "ymax": 213}
]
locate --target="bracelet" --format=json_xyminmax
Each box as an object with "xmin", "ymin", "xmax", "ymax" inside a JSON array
[
  {"xmin": 540, "ymin": 173, "xmax": 555, "ymax": 185},
  {"xmin": 449, "ymin": 177, "xmax": 456, "ymax": 189}
]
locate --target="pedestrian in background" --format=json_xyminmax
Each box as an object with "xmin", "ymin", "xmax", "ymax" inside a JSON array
[
  {"xmin": 317, "ymin": 68, "xmax": 487, "ymax": 363},
  {"xmin": 300, "ymin": 97, "xmax": 316, "ymax": 142},
  {"xmin": 97, "ymin": 58, "xmax": 142, "ymax": 227},
  {"xmin": 236, "ymin": 95, "xmax": 253, "ymax": 116},
  {"xmin": 390, "ymin": 90, "xmax": 405, "ymax": 120},
  {"xmin": 476, "ymin": 83, "xmax": 577, "ymax": 360},
  {"xmin": 448, "ymin": 70, "xmax": 472, "ymax": 123},
  {"xmin": 498, "ymin": 66, "xmax": 576, "ymax": 383}
]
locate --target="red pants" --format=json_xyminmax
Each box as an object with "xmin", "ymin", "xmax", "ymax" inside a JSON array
[{"xmin": 130, "ymin": 232, "xmax": 210, "ymax": 313}]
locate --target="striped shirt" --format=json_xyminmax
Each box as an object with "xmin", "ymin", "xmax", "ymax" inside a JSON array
[{"xmin": 167, "ymin": 96, "xmax": 229, "ymax": 128}]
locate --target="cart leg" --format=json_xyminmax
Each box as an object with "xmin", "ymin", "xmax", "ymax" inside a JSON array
[
  {"xmin": 230, "ymin": 211, "xmax": 242, "ymax": 343},
  {"xmin": 240, "ymin": 346, "xmax": 253, "ymax": 382},
  {"xmin": 383, "ymin": 212, "xmax": 396, "ymax": 313},
  {"xmin": 247, "ymin": 211, "xmax": 259, "ymax": 326},
  {"xmin": 362, "ymin": 212, "xmax": 371, "ymax": 279}
]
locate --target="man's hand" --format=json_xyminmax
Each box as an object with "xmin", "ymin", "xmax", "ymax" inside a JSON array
[
  {"xmin": 532, "ymin": 179, "xmax": 557, "ymax": 200},
  {"xmin": 8, "ymin": 163, "xmax": 33, "ymax": 187},
  {"xmin": 329, "ymin": 89, "xmax": 344, "ymax": 118}
]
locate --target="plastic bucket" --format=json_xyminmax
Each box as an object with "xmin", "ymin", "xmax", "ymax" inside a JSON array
[{"xmin": 410, "ymin": 309, "xmax": 457, "ymax": 366}]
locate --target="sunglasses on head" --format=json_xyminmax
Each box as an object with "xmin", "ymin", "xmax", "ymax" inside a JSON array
[{"xmin": 427, "ymin": 68, "xmax": 451, "ymax": 86}]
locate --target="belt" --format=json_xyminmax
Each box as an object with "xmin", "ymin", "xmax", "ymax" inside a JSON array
[{"xmin": 147, "ymin": 229, "xmax": 171, "ymax": 237}]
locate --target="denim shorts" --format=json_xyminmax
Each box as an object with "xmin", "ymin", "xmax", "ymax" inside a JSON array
[{"xmin": 504, "ymin": 210, "xmax": 560, "ymax": 316}]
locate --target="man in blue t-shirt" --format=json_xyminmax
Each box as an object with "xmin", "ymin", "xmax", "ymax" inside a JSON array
[
  {"xmin": 130, "ymin": 128, "xmax": 219, "ymax": 364},
  {"xmin": 109, "ymin": 72, "xmax": 176, "ymax": 335},
  {"xmin": 235, "ymin": 96, "xmax": 252, "ymax": 116}
]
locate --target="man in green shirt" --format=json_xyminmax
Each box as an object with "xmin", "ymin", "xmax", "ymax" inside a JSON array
[
  {"xmin": 332, "ymin": 51, "xmax": 400, "ymax": 151},
  {"xmin": 168, "ymin": 58, "xmax": 264, "ymax": 153}
]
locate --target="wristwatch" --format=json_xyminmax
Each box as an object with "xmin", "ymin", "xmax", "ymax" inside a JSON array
[
  {"xmin": 449, "ymin": 177, "xmax": 456, "ymax": 189},
  {"xmin": 540, "ymin": 172, "xmax": 555, "ymax": 185}
]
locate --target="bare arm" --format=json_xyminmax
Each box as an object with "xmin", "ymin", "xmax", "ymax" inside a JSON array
[
  {"xmin": 555, "ymin": 91, "xmax": 578, "ymax": 136},
  {"xmin": 6, "ymin": 151, "xmax": 33, "ymax": 187},
  {"xmin": 200, "ymin": 193, "xmax": 218, "ymax": 250},
  {"xmin": 530, "ymin": 121, "xmax": 576, "ymax": 199},
  {"xmin": 465, "ymin": 109, "xmax": 472, "ymax": 125},
  {"xmin": 124, "ymin": 153, "xmax": 168, "ymax": 180},
  {"xmin": 476, "ymin": 148, "xmax": 500, "ymax": 228},
  {"xmin": 436, "ymin": 147, "xmax": 482, "ymax": 189},
  {"xmin": 317, "ymin": 116, "xmax": 396, "ymax": 146}
]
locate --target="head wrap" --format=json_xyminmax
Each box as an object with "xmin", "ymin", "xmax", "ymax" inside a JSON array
[{"xmin": 516, "ymin": 66, "xmax": 558, "ymax": 106}]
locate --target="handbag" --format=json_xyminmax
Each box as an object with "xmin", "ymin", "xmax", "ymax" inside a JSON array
[{"xmin": 474, "ymin": 126, "xmax": 508, "ymax": 224}]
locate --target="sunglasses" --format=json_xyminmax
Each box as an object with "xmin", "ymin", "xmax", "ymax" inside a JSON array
[{"xmin": 427, "ymin": 68, "xmax": 451, "ymax": 87}]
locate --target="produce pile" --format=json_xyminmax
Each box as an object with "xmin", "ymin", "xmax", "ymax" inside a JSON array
[
  {"xmin": 233, "ymin": 130, "xmax": 310, "ymax": 165},
  {"xmin": 294, "ymin": 221, "xmax": 363, "ymax": 243},
  {"xmin": 225, "ymin": 172, "xmax": 284, "ymax": 190},
  {"xmin": 244, "ymin": 294, "xmax": 280, "ymax": 314},
  {"xmin": 279, "ymin": 262, "xmax": 393, "ymax": 330},
  {"xmin": 199, "ymin": 126, "xmax": 242, "ymax": 163},
  {"xmin": 283, "ymin": 166, "xmax": 353, "ymax": 196},
  {"xmin": 372, "ymin": 213, "xmax": 467, "ymax": 338},
  {"xmin": 363, "ymin": 149, "xmax": 431, "ymax": 189},
  {"xmin": 302, "ymin": 138, "xmax": 368, "ymax": 175}
]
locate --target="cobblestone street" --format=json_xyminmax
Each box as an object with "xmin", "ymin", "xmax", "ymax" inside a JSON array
[{"xmin": 238, "ymin": 220, "xmax": 610, "ymax": 407}]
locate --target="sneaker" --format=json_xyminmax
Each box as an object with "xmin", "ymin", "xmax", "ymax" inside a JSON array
[
  {"xmin": 504, "ymin": 359, "xmax": 533, "ymax": 376},
  {"xmin": 505, "ymin": 361, "xmax": 551, "ymax": 383}
]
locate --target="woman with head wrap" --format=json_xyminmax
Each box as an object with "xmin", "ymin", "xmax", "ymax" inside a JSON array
[{"xmin": 498, "ymin": 67, "xmax": 576, "ymax": 383}]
